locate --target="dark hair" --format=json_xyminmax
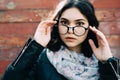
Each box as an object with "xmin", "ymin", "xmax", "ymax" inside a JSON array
[{"xmin": 47, "ymin": 0, "xmax": 99, "ymax": 57}]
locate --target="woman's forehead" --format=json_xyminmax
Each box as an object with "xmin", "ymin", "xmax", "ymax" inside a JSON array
[{"xmin": 60, "ymin": 7, "xmax": 88, "ymax": 21}]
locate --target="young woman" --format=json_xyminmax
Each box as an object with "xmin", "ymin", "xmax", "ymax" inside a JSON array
[{"xmin": 2, "ymin": 0, "xmax": 119, "ymax": 80}]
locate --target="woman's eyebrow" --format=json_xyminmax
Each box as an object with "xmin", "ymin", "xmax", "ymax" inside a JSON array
[
  {"xmin": 60, "ymin": 18, "xmax": 69, "ymax": 21},
  {"xmin": 60, "ymin": 18, "xmax": 86, "ymax": 22},
  {"xmin": 75, "ymin": 19, "xmax": 87, "ymax": 22}
]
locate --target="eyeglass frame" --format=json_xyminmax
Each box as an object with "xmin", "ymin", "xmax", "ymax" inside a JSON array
[{"xmin": 58, "ymin": 23, "xmax": 89, "ymax": 36}]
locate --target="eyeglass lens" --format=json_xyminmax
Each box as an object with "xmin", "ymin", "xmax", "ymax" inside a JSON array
[{"xmin": 59, "ymin": 25, "xmax": 88, "ymax": 36}]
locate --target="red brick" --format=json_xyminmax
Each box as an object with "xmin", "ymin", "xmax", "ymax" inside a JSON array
[
  {"xmin": 0, "ymin": 9, "xmax": 50, "ymax": 23},
  {"xmin": 106, "ymin": 35, "xmax": 120, "ymax": 47},
  {"xmin": 0, "ymin": 0, "xmax": 59, "ymax": 10},
  {"xmin": 111, "ymin": 47, "xmax": 120, "ymax": 59},
  {"xmin": 96, "ymin": 9, "xmax": 120, "ymax": 22},
  {"xmin": 99, "ymin": 22, "xmax": 120, "ymax": 35},
  {"xmin": 0, "ymin": 35, "xmax": 29, "ymax": 48},
  {"xmin": 0, "ymin": 60, "xmax": 11, "ymax": 73},
  {"xmin": 0, "ymin": 47, "xmax": 21, "ymax": 60},
  {"xmin": 92, "ymin": 0, "xmax": 120, "ymax": 8},
  {"xmin": 0, "ymin": 23, "xmax": 38, "ymax": 35}
]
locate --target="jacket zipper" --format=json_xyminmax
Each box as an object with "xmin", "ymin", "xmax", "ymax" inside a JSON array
[
  {"xmin": 12, "ymin": 38, "xmax": 33, "ymax": 67},
  {"xmin": 13, "ymin": 46, "xmax": 27, "ymax": 67},
  {"xmin": 109, "ymin": 61, "xmax": 120, "ymax": 79}
]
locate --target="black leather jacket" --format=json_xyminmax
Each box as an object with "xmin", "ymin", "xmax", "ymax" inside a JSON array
[{"xmin": 2, "ymin": 38, "xmax": 120, "ymax": 80}]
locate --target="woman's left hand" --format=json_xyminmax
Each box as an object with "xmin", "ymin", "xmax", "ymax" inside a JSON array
[{"xmin": 89, "ymin": 26, "xmax": 113, "ymax": 62}]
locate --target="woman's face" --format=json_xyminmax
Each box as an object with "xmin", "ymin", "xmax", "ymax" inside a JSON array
[{"xmin": 58, "ymin": 7, "xmax": 89, "ymax": 52}]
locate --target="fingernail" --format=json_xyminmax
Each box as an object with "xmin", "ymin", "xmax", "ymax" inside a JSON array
[
  {"xmin": 93, "ymin": 26, "xmax": 96, "ymax": 29},
  {"xmin": 54, "ymin": 21, "xmax": 57, "ymax": 23},
  {"xmin": 89, "ymin": 26, "xmax": 92, "ymax": 28}
]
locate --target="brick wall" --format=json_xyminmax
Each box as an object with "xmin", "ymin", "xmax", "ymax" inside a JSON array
[{"xmin": 0, "ymin": 0, "xmax": 120, "ymax": 79}]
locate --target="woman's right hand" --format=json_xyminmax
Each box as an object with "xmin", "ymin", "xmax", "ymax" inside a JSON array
[{"xmin": 34, "ymin": 20, "xmax": 57, "ymax": 47}]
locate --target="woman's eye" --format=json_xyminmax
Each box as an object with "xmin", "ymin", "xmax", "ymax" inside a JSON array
[
  {"xmin": 77, "ymin": 22, "xmax": 84, "ymax": 26},
  {"xmin": 60, "ymin": 21, "xmax": 68, "ymax": 25}
]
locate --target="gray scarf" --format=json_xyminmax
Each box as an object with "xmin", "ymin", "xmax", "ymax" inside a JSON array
[{"xmin": 47, "ymin": 46, "xmax": 99, "ymax": 80}]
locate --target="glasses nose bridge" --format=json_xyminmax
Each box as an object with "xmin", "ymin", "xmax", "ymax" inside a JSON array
[
  {"xmin": 68, "ymin": 27, "xmax": 74, "ymax": 30},
  {"xmin": 67, "ymin": 26, "xmax": 75, "ymax": 33}
]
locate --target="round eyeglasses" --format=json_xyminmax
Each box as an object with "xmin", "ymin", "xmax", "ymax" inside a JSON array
[{"xmin": 59, "ymin": 24, "xmax": 89, "ymax": 36}]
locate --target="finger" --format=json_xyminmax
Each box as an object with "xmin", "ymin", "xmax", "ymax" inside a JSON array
[
  {"xmin": 43, "ymin": 20, "xmax": 57, "ymax": 29},
  {"xmin": 46, "ymin": 20, "xmax": 57, "ymax": 24},
  {"xmin": 89, "ymin": 26, "xmax": 97, "ymax": 33},
  {"xmin": 89, "ymin": 39, "xmax": 97, "ymax": 51},
  {"xmin": 89, "ymin": 26, "xmax": 106, "ymax": 41},
  {"xmin": 44, "ymin": 21, "xmax": 56, "ymax": 34},
  {"xmin": 46, "ymin": 21, "xmax": 57, "ymax": 27},
  {"xmin": 90, "ymin": 26, "xmax": 108, "ymax": 46}
]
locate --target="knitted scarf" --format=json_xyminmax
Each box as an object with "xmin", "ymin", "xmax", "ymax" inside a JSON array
[{"xmin": 47, "ymin": 46, "xmax": 99, "ymax": 80}]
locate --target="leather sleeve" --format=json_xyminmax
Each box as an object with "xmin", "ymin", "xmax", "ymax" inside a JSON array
[
  {"xmin": 2, "ymin": 38, "xmax": 44, "ymax": 80},
  {"xmin": 98, "ymin": 57, "xmax": 120, "ymax": 80}
]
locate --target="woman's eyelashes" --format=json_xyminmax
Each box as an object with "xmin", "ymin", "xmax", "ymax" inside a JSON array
[
  {"xmin": 60, "ymin": 20, "xmax": 68, "ymax": 26},
  {"xmin": 76, "ymin": 22, "xmax": 85, "ymax": 26},
  {"xmin": 60, "ymin": 20, "xmax": 85, "ymax": 27},
  {"xmin": 59, "ymin": 18, "xmax": 86, "ymax": 27}
]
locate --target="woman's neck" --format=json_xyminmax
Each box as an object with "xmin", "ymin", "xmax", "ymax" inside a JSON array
[{"xmin": 67, "ymin": 45, "xmax": 81, "ymax": 53}]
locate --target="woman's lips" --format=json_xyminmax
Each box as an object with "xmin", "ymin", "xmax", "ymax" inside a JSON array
[{"xmin": 65, "ymin": 37, "xmax": 76, "ymax": 42}]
